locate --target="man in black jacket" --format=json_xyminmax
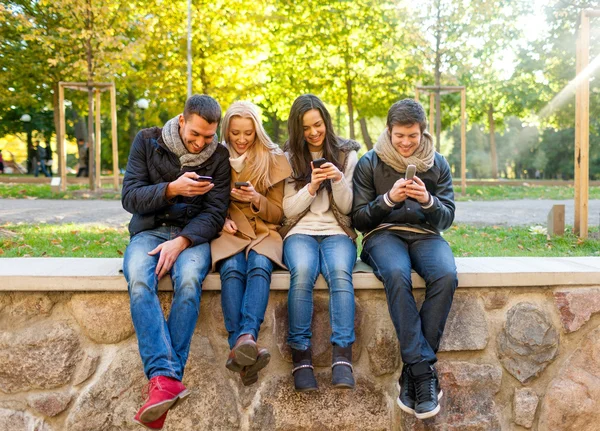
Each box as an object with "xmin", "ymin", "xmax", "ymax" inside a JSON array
[
  {"xmin": 352, "ymin": 99, "xmax": 457, "ymax": 420},
  {"xmin": 122, "ymin": 94, "xmax": 230, "ymax": 429}
]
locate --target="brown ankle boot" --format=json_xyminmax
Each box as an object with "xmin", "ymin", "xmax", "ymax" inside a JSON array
[{"xmin": 226, "ymin": 334, "xmax": 257, "ymax": 372}]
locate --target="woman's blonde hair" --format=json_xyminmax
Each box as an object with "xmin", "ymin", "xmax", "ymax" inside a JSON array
[{"xmin": 221, "ymin": 101, "xmax": 283, "ymax": 192}]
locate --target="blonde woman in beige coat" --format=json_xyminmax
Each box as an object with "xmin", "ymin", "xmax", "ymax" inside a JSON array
[{"xmin": 211, "ymin": 101, "xmax": 291, "ymax": 386}]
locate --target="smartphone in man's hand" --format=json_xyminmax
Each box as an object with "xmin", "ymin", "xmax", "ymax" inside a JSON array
[
  {"xmin": 405, "ymin": 165, "xmax": 416, "ymax": 180},
  {"xmin": 195, "ymin": 175, "xmax": 213, "ymax": 182},
  {"xmin": 312, "ymin": 158, "xmax": 327, "ymax": 169}
]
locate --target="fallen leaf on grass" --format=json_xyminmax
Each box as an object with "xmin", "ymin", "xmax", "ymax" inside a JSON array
[
  {"xmin": 99, "ymin": 236, "xmax": 106, "ymax": 242},
  {"xmin": 117, "ymin": 250, "xmax": 123, "ymax": 256},
  {"xmin": 72, "ymin": 246, "xmax": 81, "ymax": 252},
  {"xmin": 517, "ymin": 244, "xmax": 524, "ymax": 250},
  {"xmin": 0, "ymin": 248, "xmax": 4, "ymax": 255},
  {"xmin": 71, "ymin": 231, "xmax": 80, "ymax": 235},
  {"xmin": 51, "ymin": 239, "xmax": 62, "ymax": 245},
  {"xmin": 495, "ymin": 238, "xmax": 502, "ymax": 242}
]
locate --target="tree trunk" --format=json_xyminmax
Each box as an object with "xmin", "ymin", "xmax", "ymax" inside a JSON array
[
  {"xmin": 346, "ymin": 79, "xmax": 355, "ymax": 140},
  {"xmin": 488, "ymin": 104, "xmax": 498, "ymax": 179},
  {"xmin": 127, "ymin": 89, "xmax": 137, "ymax": 146},
  {"xmin": 52, "ymin": 82, "xmax": 61, "ymax": 177},
  {"xmin": 270, "ymin": 113, "xmax": 281, "ymax": 146},
  {"xmin": 434, "ymin": 0, "xmax": 442, "ymax": 153},
  {"xmin": 359, "ymin": 117, "xmax": 373, "ymax": 150},
  {"xmin": 86, "ymin": 0, "xmax": 95, "ymax": 191}
]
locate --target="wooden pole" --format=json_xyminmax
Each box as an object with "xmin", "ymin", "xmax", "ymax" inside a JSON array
[
  {"xmin": 415, "ymin": 87, "xmax": 420, "ymax": 102},
  {"xmin": 95, "ymin": 89, "xmax": 102, "ymax": 190},
  {"xmin": 461, "ymin": 89, "xmax": 467, "ymax": 196},
  {"xmin": 580, "ymin": 11, "xmax": 590, "ymax": 239},
  {"xmin": 574, "ymin": 27, "xmax": 582, "ymax": 234},
  {"xmin": 58, "ymin": 84, "xmax": 67, "ymax": 192},
  {"xmin": 110, "ymin": 84, "xmax": 119, "ymax": 190},
  {"xmin": 429, "ymin": 93, "xmax": 435, "ymax": 137}
]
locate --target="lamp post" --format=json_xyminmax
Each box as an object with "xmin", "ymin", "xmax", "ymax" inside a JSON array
[
  {"xmin": 136, "ymin": 98, "xmax": 149, "ymax": 129},
  {"xmin": 20, "ymin": 114, "xmax": 33, "ymax": 174}
]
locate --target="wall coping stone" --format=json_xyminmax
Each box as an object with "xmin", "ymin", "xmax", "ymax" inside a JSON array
[{"xmin": 1, "ymin": 257, "xmax": 599, "ymax": 291}]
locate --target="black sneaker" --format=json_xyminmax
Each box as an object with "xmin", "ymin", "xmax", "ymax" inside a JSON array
[
  {"xmin": 409, "ymin": 361, "xmax": 443, "ymax": 420},
  {"xmin": 396, "ymin": 364, "xmax": 416, "ymax": 414}
]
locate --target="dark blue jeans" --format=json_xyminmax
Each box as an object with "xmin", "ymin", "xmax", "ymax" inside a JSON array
[
  {"xmin": 218, "ymin": 250, "xmax": 274, "ymax": 349},
  {"xmin": 361, "ymin": 230, "xmax": 457, "ymax": 365},
  {"xmin": 123, "ymin": 226, "xmax": 211, "ymax": 381},
  {"xmin": 284, "ymin": 234, "xmax": 356, "ymax": 351}
]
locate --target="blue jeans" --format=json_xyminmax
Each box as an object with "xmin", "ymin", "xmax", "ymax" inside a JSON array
[
  {"xmin": 284, "ymin": 234, "xmax": 356, "ymax": 351},
  {"xmin": 218, "ymin": 250, "xmax": 274, "ymax": 349},
  {"xmin": 123, "ymin": 226, "xmax": 211, "ymax": 381},
  {"xmin": 361, "ymin": 230, "xmax": 457, "ymax": 365}
]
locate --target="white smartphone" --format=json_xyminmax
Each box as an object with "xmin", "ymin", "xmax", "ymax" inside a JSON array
[{"xmin": 405, "ymin": 164, "xmax": 416, "ymax": 180}]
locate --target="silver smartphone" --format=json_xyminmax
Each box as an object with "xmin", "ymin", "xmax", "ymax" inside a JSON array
[{"xmin": 405, "ymin": 164, "xmax": 416, "ymax": 180}]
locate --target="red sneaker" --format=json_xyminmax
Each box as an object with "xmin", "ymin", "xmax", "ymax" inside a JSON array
[
  {"xmin": 137, "ymin": 376, "xmax": 189, "ymax": 423},
  {"xmin": 133, "ymin": 410, "xmax": 168, "ymax": 430}
]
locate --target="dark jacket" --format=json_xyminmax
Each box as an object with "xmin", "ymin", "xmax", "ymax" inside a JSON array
[
  {"xmin": 352, "ymin": 150, "xmax": 455, "ymax": 239},
  {"xmin": 122, "ymin": 127, "xmax": 231, "ymax": 246}
]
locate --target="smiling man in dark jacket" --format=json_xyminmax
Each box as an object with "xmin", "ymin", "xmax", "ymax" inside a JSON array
[
  {"xmin": 352, "ymin": 99, "xmax": 457, "ymax": 420},
  {"xmin": 122, "ymin": 94, "xmax": 230, "ymax": 429}
]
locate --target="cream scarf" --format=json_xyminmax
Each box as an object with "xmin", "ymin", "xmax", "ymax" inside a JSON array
[
  {"xmin": 226, "ymin": 145, "xmax": 247, "ymax": 173},
  {"xmin": 373, "ymin": 129, "xmax": 435, "ymax": 173},
  {"xmin": 162, "ymin": 115, "xmax": 218, "ymax": 168}
]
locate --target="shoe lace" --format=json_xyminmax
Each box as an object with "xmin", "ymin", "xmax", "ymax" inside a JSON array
[
  {"xmin": 141, "ymin": 378, "xmax": 163, "ymax": 400},
  {"xmin": 414, "ymin": 373, "xmax": 435, "ymax": 403}
]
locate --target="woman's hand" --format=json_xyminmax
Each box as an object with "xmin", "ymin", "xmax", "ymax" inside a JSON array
[
  {"xmin": 231, "ymin": 181, "xmax": 261, "ymax": 207},
  {"xmin": 222, "ymin": 218, "xmax": 238, "ymax": 234},
  {"xmin": 319, "ymin": 162, "xmax": 343, "ymax": 182},
  {"xmin": 308, "ymin": 162, "xmax": 328, "ymax": 196}
]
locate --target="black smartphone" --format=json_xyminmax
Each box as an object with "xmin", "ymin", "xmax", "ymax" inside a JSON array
[
  {"xmin": 195, "ymin": 175, "xmax": 213, "ymax": 182},
  {"xmin": 405, "ymin": 165, "xmax": 416, "ymax": 180},
  {"xmin": 234, "ymin": 181, "xmax": 250, "ymax": 188},
  {"xmin": 312, "ymin": 158, "xmax": 327, "ymax": 169}
]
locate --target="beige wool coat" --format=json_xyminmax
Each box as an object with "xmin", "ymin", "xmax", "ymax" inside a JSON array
[{"xmin": 210, "ymin": 153, "xmax": 292, "ymax": 271}]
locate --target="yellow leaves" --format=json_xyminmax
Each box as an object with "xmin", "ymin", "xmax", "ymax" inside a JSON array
[{"xmin": 47, "ymin": 58, "xmax": 58, "ymax": 66}]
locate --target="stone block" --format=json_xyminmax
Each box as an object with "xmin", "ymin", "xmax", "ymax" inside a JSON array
[
  {"xmin": 539, "ymin": 325, "xmax": 600, "ymax": 431},
  {"xmin": 554, "ymin": 288, "xmax": 600, "ymax": 333},
  {"xmin": 0, "ymin": 408, "xmax": 53, "ymax": 431},
  {"xmin": 483, "ymin": 292, "xmax": 509, "ymax": 310},
  {"xmin": 0, "ymin": 322, "xmax": 80, "ymax": 393},
  {"xmin": 274, "ymin": 293, "xmax": 363, "ymax": 366},
  {"xmin": 366, "ymin": 301, "xmax": 400, "ymax": 376},
  {"xmin": 8, "ymin": 292, "xmax": 54, "ymax": 317},
  {"xmin": 513, "ymin": 388, "xmax": 538, "ymax": 429},
  {"xmin": 497, "ymin": 302, "xmax": 559, "ymax": 383},
  {"xmin": 251, "ymin": 373, "xmax": 389, "ymax": 430},
  {"xmin": 72, "ymin": 352, "xmax": 100, "ymax": 386},
  {"xmin": 28, "ymin": 391, "xmax": 73, "ymax": 417},
  {"xmin": 439, "ymin": 293, "xmax": 489, "ymax": 351},
  {"xmin": 69, "ymin": 293, "xmax": 134, "ymax": 344},
  {"xmin": 401, "ymin": 361, "xmax": 503, "ymax": 431}
]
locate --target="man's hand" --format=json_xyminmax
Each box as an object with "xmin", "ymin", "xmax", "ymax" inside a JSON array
[
  {"xmin": 307, "ymin": 162, "xmax": 328, "ymax": 196},
  {"xmin": 231, "ymin": 182, "xmax": 261, "ymax": 208},
  {"xmin": 148, "ymin": 236, "xmax": 191, "ymax": 280},
  {"xmin": 222, "ymin": 218, "xmax": 238, "ymax": 234},
  {"xmin": 166, "ymin": 172, "xmax": 214, "ymax": 199},
  {"xmin": 388, "ymin": 178, "xmax": 410, "ymax": 203},
  {"xmin": 405, "ymin": 176, "xmax": 430, "ymax": 204}
]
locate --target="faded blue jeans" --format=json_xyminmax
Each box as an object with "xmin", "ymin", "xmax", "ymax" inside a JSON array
[
  {"xmin": 123, "ymin": 226, "xmax": 211, "ymax": 381},
  {"xmin": 361, "ymin": 230, "xmax": 457, "ymax": 365},
  {"xmin": 219, "ymin": 250, "xmax": 274, "ymax": 349},
  {"xmin": 284, "ymin": 234, "xmax": 356, "ymax": 351}
]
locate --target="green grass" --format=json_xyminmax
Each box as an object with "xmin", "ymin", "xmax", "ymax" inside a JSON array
[
  {"xmin": 2, "ymin": 223, "xmax": 597, "ymax": 259},
  {"xmin": 0, "ymin": 183, "xmax": 120, "ymax": 200},
  {"xmin": 0, "ymin": 223, "xmax": 129, "ymax": 257},
  {"xmin": 455, "ymin": 184, "xmax": 600, "ymax": 201},
  {"xmin": 2, "ymin": 183, "xmax": 599, "ymax": 202}
]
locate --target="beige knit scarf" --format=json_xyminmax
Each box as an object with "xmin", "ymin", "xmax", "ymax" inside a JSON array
[
  {"xmin": 373, "ymin": 128, "xmax": 435, "ymax": 173},
  {"xmin": 162, "ymin": 115, "xmax": 218, "ymax": 168}
]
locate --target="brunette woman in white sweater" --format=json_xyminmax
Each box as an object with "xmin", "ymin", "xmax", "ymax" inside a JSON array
[{"xmin": 281, "ymin": 94, "xmax": 360, "ymax": 392}]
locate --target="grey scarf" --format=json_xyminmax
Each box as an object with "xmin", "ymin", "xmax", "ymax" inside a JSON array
[
  {"xmin": 374, "ymin": 129, "xmax": 435, "ymax": 173},
  {"xmin": 162, "ymin": 115, "xmax": 218, "ymax": 168}
]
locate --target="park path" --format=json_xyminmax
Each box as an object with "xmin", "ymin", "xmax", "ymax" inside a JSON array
[{"xmin": 0, "ymin": 198, "xmax": 599, "ymax": 228}]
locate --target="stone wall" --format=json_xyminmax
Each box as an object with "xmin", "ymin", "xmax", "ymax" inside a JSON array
[{"xmin": 1, "ymin": 285, "xmax": 600, "ymax": 431}]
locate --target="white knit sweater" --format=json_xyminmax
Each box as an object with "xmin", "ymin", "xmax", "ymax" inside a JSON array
[{"xmin": 283, "ymin": 150, "xmax": 358, "ymax": 238}]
